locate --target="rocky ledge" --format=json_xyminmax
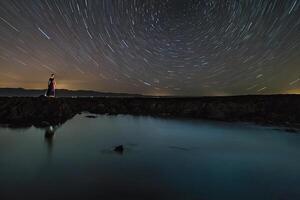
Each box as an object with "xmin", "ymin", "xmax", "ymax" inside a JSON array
[{"xmin": 0, "ymin": 95, "xmax": 300, "ymax": 129}]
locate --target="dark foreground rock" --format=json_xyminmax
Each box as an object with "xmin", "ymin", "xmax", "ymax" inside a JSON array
[
  {"xmin": 114, "ymin": 145, "xmax": 124, "ymax": 153},
  {"xmin": 85, "ymin": 115, "xmax": 97, "ymax": 119},
  {"xmin": 0, "ymin": 95, "xmax": 300, "ymax": 129}
]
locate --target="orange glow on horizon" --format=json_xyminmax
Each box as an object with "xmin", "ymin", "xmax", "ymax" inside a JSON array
[{"xmin": 285, "ymin": 88, "xmax": 300, "ymax": 94}]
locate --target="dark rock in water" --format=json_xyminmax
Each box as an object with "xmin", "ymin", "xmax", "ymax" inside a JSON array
[
  {"xmin": 284, "ymin": 128, "xmax": 298, "ymax": 133},
  {"xmin": 86, "ymin": 115, "xmax": 97, "ymax": 118},
  {"xmin": 114, "ymin": 145, "xmax": 124, "ymax": 153}
]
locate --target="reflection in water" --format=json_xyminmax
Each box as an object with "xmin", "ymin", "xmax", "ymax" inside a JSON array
[
  {"xmin": 44, "ymin": 126, "xmax": 57, "ymax": 153},
  {"xmin": 1, "ymin": 115, "xmax": 300, "ymax": 200}
]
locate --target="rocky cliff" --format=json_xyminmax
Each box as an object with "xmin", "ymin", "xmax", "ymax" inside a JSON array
[{"xmin": 0, "ymin": 95, "xmax": 300, "ymax": 128}]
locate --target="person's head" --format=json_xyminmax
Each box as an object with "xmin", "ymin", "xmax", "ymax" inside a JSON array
[{"xmin": 51, "ymin": 74, "xmax": 55, "ymax": 78}]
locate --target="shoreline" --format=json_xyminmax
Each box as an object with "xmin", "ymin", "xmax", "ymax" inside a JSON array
[{"xmin": 0, "ymin": 95, "xmax": 300, "ymax": 129}]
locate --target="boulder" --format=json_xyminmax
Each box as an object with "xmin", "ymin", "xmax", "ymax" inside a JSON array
[{"xmin": 114, "ymin": 145, "xmax": 124, "ymax": 153}]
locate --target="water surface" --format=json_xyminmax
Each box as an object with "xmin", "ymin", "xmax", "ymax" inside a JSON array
[{"xmin": 1, "ymin": 114, "xmax": 300, "ymax": 200}]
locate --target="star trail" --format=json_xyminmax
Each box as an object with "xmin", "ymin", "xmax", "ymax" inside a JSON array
[{"xmin": 0, "ymin": 0, "xmax": 299, "ymax": 96}]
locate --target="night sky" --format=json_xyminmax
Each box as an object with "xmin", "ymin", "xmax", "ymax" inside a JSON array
[{"xmin": 0, "ymin": 0, "xmax": 299, "ymax": 96}]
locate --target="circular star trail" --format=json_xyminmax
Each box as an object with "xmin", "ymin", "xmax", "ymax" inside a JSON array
[{"xmin": 0, "ymin": 0, "xmax": 299, "ymax": 96}]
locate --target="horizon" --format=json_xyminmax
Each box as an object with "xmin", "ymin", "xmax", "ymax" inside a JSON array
[{"xmin": 0, "ymin": 86, "xmax": 300, "ymax": 97}]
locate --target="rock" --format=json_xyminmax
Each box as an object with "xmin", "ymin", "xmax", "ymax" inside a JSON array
[
  {"xmin": 86, "ymin": 115, "xmax": 97, "ymax": 118},
  {"xmin": 41, "ymin": 121, "xmax": 51, "ymax": 127},
  {"xmin": 284, "ymin": 128, "xmax": 298, "ymax": 133},
  {"xmin": 114, "ymin": 145, "xmax": 124, "ymax": 153},
  {"xmin": 0, "ymin": 95, "xmax": 300, "ymax": 129}
]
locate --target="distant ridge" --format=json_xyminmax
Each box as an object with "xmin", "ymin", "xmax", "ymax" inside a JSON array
[{"xmin": 0, "ymin": 88, "xmax": 144, "ymax": 97}]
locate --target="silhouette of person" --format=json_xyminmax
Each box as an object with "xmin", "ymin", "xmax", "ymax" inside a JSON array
[{"xmin": 46, "ymin": 74, "xmax": 56, "ymax": 97}]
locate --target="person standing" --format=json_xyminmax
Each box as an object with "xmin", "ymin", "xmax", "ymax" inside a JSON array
[{"xmin": 46, "ymin": 74, "xmax": 56, "ymax": 97}]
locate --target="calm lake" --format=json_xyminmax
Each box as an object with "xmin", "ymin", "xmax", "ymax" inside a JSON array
[{"xmin": 1, "ymin": 114, "xmax": 300, "ymax": 200}]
